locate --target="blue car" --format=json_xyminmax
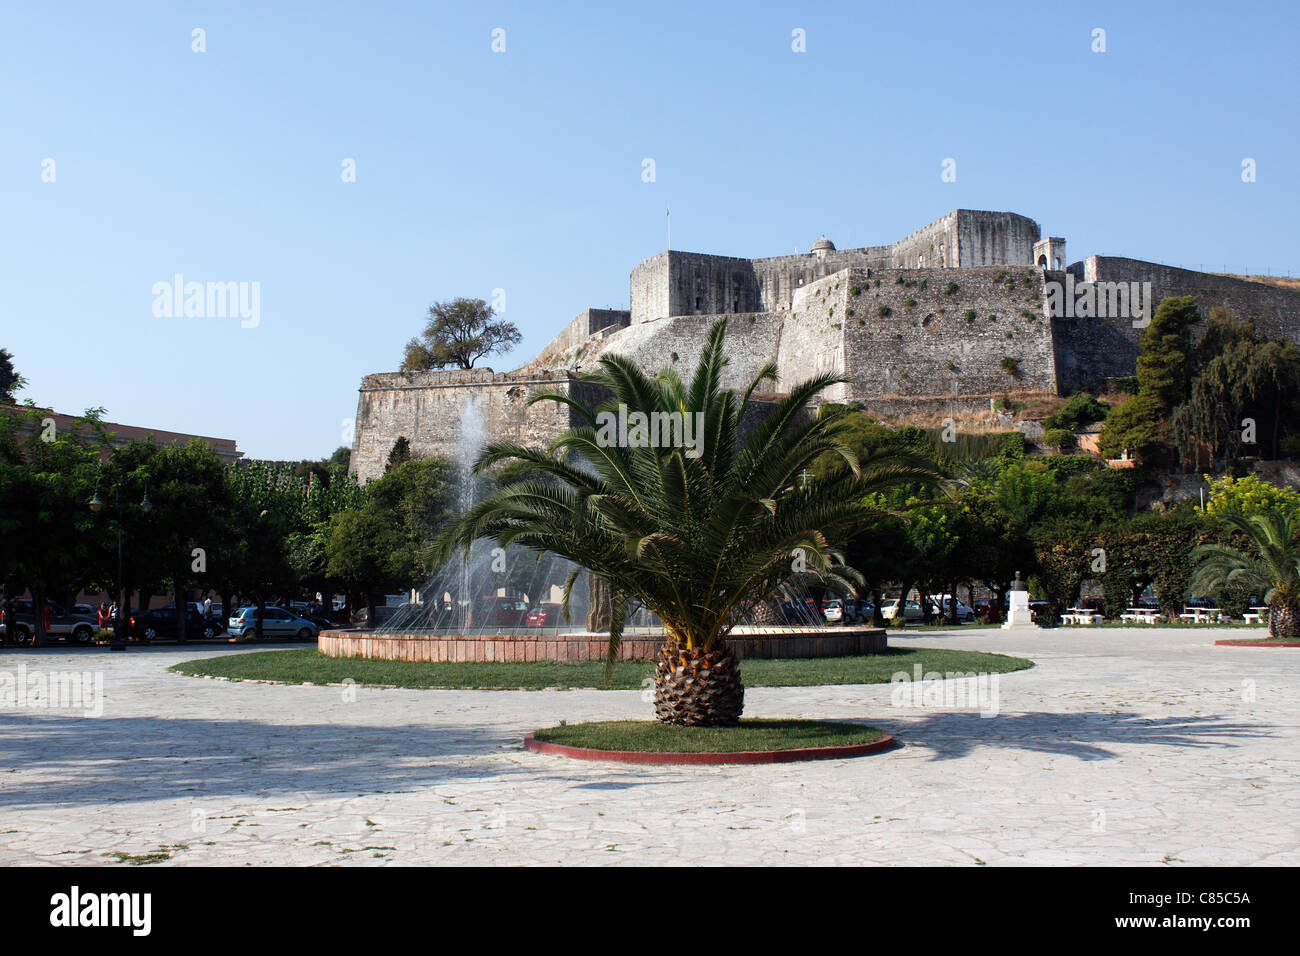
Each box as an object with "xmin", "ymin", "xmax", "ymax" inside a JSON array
[{"xmin": 227, "ymin": 606, "xmax": 320, "ymax": 641}]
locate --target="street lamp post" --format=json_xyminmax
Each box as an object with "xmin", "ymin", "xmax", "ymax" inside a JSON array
[{"xmin": 89, "ymin": 475, "xmax": 151, "ymax": 652}]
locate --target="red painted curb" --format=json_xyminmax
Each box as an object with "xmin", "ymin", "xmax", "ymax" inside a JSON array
[
  {"xmin": 523, "ymin": 732, "xmax": 897, "ymax": 765},
  {"xmin": 1215, "ymin": 640, "xmax": 1300, "ymax": 647}
]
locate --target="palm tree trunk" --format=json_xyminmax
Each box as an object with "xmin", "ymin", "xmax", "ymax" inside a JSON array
[
  {"xmin": 1268, "ymin": 600, "xmax": 1300, "ymax": 639},
  {"xmin": 586, "ymin": 573, "xmax": 611, "ymax": 633},
  {"xmin": 654, "ymin": 641, "xmax": 744, "ymax": 726}
]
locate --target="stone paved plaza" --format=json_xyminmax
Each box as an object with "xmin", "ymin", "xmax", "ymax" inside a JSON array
[{"xmin": 1, "ymin": 627, "xmax": 1296, "ymax": 866}]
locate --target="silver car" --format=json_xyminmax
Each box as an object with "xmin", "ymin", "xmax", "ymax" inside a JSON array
[{"xmin": 227, "ymin": 606, "xmax": 319, "ymax": 641}]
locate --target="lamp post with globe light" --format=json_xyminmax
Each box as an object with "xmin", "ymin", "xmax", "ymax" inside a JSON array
[{"xmin": 89, "ymin": 475, "xmax": 151, "ymax": 651}]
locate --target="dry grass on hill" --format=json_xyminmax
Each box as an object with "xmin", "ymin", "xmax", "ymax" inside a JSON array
[
  {"xmin": 869, "ymin": 392, "xmax": 1065, "ymax": 430},
  {"xmin": 1223, "ymin": 273, "xmax": 1300, "ymax": 291}
]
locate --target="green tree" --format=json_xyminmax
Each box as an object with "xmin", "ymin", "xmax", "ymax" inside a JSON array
[
  {"xmin": 436, "ymin": 320, "xmax": 933, "ymax": 725},
  {"xmin": 1099, "ymin": 296, "xmax": 1201, "ymax": 461},
  {"xmin": 386, "ymin": 436, "xmax": 412, "ymax": 473},
  {"xmin": 1, "ymin": 407, "xmax": 104, "ymax": 643},
  {"xmin": 1205, "ymin": 474, "xmax": 1300, "ymax": 520},
  {"xmin": 133, "ymin": 441, "xmax": 228, "ymax": 641},
  {"xmin": 1031, "ymin": 518, "xmax": 1095, "ymax": 622},
  {"xmin": 401, "ymin": 297, "xmax": 521, "ymax": 371},
  {"xmin": 0, "ymin": 349, "xmax": 24, "ymax": 404},
  {"xmin": 324, "ymin": 456, "xmax": 458, "ymax": 622}
]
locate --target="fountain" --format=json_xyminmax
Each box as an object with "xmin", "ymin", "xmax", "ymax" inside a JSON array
[{"xmin": 320, "ymin": 394, "xmax": 887, "ymax": 662}]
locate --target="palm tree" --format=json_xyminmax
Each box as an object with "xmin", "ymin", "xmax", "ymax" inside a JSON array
[
  {"xmin": 1190, "ymin": 508, "xmax": 1300, "ymax": 638},
  {"xmin": 435, "ymin": 320, "xmax": 934, "ymax": 725}
]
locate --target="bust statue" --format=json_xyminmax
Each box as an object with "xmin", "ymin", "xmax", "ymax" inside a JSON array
[{"xmin": 1012, "ymin": 571, "xmax": 1024, "ymax": 592}]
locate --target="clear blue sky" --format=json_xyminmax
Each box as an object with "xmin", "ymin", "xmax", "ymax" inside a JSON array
[{"xmin": 3, "ymin": 1, "xmax": 1296, "ymax": 461}]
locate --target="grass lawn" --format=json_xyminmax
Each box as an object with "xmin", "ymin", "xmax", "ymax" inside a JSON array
[
  {"xmin": 170, "ymin": 645, "xmax": 1032, "ymax": 690},
  {"xmin": 531, "ymin": 719, "xmax": 887, "ymax": 753}
]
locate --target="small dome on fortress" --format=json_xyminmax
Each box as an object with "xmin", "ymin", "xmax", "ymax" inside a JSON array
[{"xmin": 811, "ymin": 236, "xmax": 836, "ymax": 253}]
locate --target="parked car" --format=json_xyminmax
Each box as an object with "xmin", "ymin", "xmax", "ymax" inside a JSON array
[
  {"xmin": 226, "ymin": 606, "xmax": 320, "ymax": 641},
  {"xmin": 2, "ymin": 600, "xmax": 99, "ymax": 645},
  {"xmin": 928, "ymin": 594, "xmax": 976, "ymax": 623},
  {"xmin": 131, "ymin": 605, "xmax": 224, "ymax": 642},
  {"xmin": 844, "ymin": 598, "xmax": 875, "ymax": 623},
  {"xmin": 880, "ymin": 598, "xmax": 924, "ymax": 622},
  {"xmin": 525, "ymin": 602, "xmax": 564, "ymax": 626},
  {"xmin": 467, "ymin": 596, "xmax": 530, "ymax": 628},
  {"xmin": 822, "ymin": 598, "xmax": 845, "ymax": 623},
  {"xmin": 778, "ymin": 600, "xmax": 814, "ymax": 625}
]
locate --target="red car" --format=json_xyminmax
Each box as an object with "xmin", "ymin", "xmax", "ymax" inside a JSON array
[
  {"xmin": 526, "ymin": 602, "xmax": 563, "ymax": 626},
  {"xmin": 468, "ymin": 596, "xmax": 530, "ymax": 628}
]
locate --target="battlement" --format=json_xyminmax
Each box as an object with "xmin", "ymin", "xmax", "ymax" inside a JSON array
[{"xmin": 629, "ymin": 209, "xmax": 1042, "ymax": 324}]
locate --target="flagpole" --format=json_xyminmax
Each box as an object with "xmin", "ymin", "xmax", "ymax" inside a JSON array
[{"xmin": 666, "ymin": 204, "xmax": 671, "ymax": 250}]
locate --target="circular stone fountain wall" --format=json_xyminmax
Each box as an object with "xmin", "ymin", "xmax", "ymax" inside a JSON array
[{"xmin": 319, "ymin": 626, "xmax": 887, "ymax": 663}]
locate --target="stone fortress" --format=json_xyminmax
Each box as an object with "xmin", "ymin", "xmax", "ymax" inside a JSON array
[{"xmin": 350, "ymin": 209, "xmax": 1300, "ymax": 483}]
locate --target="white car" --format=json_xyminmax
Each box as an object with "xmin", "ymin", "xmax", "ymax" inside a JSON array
[
  {"xmin": 880, "ymin": 598, "xmax": 923, "ymax": 621},
  {"xmin": 928, "ymin": 595, "xmax": 976, "ymax": 623},
  {"xmin": 822, "ymin": 599, "xmax": 849, "ymax": 623}
]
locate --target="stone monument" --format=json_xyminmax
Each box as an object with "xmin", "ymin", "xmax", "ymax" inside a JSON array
[{"xmin": 1001, "ymin": 571, "xmax": 1040, "ymax": 631}]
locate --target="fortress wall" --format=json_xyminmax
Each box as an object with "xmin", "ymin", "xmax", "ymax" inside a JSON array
[
  {"xmin": 1053, "ymin": 256, "xmax": 1300, "ymax": 392},
  {"xmin": 888, "ymin": 211, "xmax": 959, "ymax": 269},
  {"xmin": 779, "ymin": 272, "xmax": 855, "ymax": 402},
  {"xmin": 954, "ymin": 211, "xmax": 1040, "ymax": 267},
  {"xmin": 630, "ymin": 252, "xmax": 672, "ymax": 325},
  {"xmin": 835, "ymin": 266, "xmax": 1057, "ymax": 399},
  {"xmin": 532, "ymin": 308, "xmax": 630, "ymax": 365},
  {"xmin": 349, "ymin": 369, "xmax": 575, "ymax": 483},
  {"xmin": 664, "ymin": 251, "xmax": 762, "ymax": 319},
  {"xmin": 751, "ymin": 247, "xmax": 892, "ymax": 314},
  {"xmin": 584, "ymin": 312, "xmax": 785, "ymax": 392}
]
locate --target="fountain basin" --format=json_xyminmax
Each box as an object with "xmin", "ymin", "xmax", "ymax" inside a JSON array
[{"xmin": 319, "ymin": 625, "xmax": 887, "ymax": 663}]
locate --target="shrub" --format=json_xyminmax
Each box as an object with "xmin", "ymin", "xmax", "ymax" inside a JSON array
[
  {"xmin": 963, "ymin": 310, "xmax": 976, "ymax": 323},
  {"xmin": 996, "ymin": 395, "xmax": 1027, "ymax": 414},
  {"xmin": 905, "ymin": 297, "xmax": 917, "ymax": 308},
  {"xmin": 1001, "ymin": 356, "xmax": 1021, "ymax": 377},
  {"xmin": 879, "ymin": 305, "xmax": 893, "ymax": 317},
  {"xmin": 1044, "ymin": 392, "xmax": 1110, "ymax": 432},
  {"xmin": 1043, "ymin": 427, "xmax": 1077, "ymax": 451},
  {"xmin": 1045, "ymin": 454, "xmax": 1102, "ymax": 479},
  {"xmin": 944, "ymin": 282, "xmax": 959, "ymax": 295},
  {"xmin": 851, "ymin": 286, "xmax": 862, "ymax": 296}
]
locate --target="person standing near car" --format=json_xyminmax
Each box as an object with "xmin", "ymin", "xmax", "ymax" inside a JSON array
[
  {"xmin": 97, "ymin": 601, "xmax": 111, "ymax": 630},
  {"xmin": 201, "ymin": 594, "xmax": 212, "ymax": 620}
]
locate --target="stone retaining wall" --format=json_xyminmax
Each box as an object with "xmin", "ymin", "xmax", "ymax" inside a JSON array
[{"xmin": 319, "ymin": 627, "xmax": 888, "ymax": 662}]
